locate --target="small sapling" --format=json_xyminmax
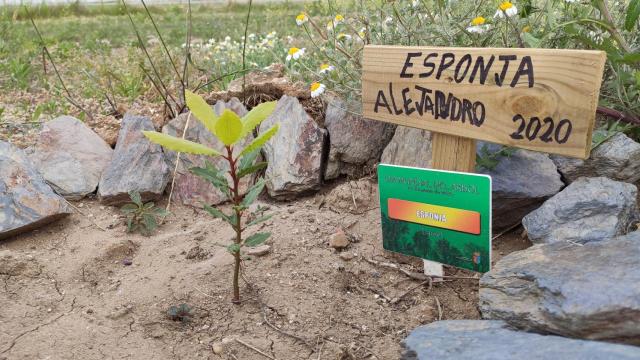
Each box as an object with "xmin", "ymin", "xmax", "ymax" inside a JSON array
[{"xmin": 121, "ymin": 191, "xmax": 169, "ymax": 236}]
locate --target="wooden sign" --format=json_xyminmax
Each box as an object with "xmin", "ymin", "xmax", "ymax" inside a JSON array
[{"xmin": 362, "ymin": 46, "xmax": 607, "ymax": 159}]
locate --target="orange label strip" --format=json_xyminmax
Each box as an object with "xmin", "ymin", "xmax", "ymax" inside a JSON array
[{"xmin": 387, "ymin": 198, "xmax": 481, "ymax": 235}]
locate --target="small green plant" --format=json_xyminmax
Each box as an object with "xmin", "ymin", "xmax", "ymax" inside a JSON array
[
  {"xmin": 476, "ymin": 144, "xmax": 516, "ymax": 171},
  {"xmin": 121, "ymin": 191, "xmax": 168, "ymax": 236},
  {"xmin": 143, "ymin": 90, "xmax": 279, "ymax": 304},
  {"xmin": 167, "ymin": 303, "xmax": 192, "ymax": 322}
]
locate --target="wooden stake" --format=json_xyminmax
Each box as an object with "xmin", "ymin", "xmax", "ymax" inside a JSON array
[{"xmin": 424, "ymin": 133, "xmax": 477, "ymax": 277}]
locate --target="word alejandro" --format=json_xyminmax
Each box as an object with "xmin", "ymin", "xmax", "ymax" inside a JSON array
[{"xmin": 399, "ymin": 52, "xmax": 535, "ymax": 88}]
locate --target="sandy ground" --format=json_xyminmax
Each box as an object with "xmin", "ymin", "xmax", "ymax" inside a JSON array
[{"xmin": 0, "ymin": 179, "xmax": 530, "ymax": 360}]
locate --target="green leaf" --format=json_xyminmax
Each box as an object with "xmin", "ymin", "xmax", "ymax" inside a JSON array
[
  {"xmin": 240, "ymin": 101, "xmax": 277, "ymax": 138},
  {"xmin": 625, "ymin": 0, "xmax": 640, "ymax": 31},
  {"xmin": 144, "ymin": 202, "xmax": 155, "ymax": 209},
  {"xmin": 142, "ymin": 213, "xmax": 157, "ymax": 234},
  {"xmin": 620, "ymin": 52, "xmax": 640, "ymax": 65},
  {"xmin": 522, "ymin": 32, "xmax": 541, "ymax": 48},
  {"xmin": 121, "ymin": 203, "xmax": 138, "ymax": 213},
  {"xmin": 237, "ymin": 162, "xmax": 267, "ymax": 179},
  {"xmin": 227, "ymin": 243, "xmax": 241, "ymax": 254},
  {"xmin": 143, "ymin": 131, "xmax": 221, "ymax": 156},
  {"xmin": 239, "ymin": 123, "xmax": 280, "ymax": 158},
  {"xmin": 129, "ymin": 191, "xmax": 142, "ymax": 206},
  {"xmin": 247, "ymin": 213, "xmax": 273, "ymax": 227},
  {"xmin": 185, "ymin": 90, "xmax": 218, "ymax": 135},
  {"xmin": 214, "ymin": 109, "xmax": 243, "ymax": 146},
  {"xmin": 203, "ymin": 204, "xmax": 233, "ymax": 225},
  {"xmin": 190, "ymin": 162, "xmax": 231, "ymax": 198},
  {"xmin": 244, "ymin": 232, "xmax": 271, "ymax": 247},
  {"xmin": 238, "ymin": 149, "xmax": 260, "ymax": 172},
  {"xmin": 242, "ymin": 178, "xmax": 266, "ymax": 207}
]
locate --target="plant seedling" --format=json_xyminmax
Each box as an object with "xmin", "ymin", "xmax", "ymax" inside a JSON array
[
  {"xmin": 167, "ymin": 303, "xmax": 192, "ymax": 322},
  {"xmin": 121, "ymin": 191, "xmax": 169, "ymax": 236},
  {"xmin": 143, "ymin": 90, "xmax": 279, "ymax": 304}
]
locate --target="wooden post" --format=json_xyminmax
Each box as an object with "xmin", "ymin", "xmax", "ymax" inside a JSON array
[{"xmin": 424, "ymin": 133, "xmax": 477, "ymax": 277}]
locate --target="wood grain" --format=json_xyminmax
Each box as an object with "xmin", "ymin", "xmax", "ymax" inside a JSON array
[{"xmin": 362, "ymin": 45, "xmax": 606, "ymax": 159}]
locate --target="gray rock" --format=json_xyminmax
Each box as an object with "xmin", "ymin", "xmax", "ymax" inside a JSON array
[
  {"xmin": 162, "ymin": 99, "xmax": 254, "ymax": 207},
  {"xmin": 380, "ymin": 126, "xmax": 432, "ymax": 169},
  {"xmin": 260, "ymin": 95, "xmax": 326, "ymax": 199},
  {"xmin": 0, "ymin": 141, "xmax": 72, "ymax": 240},
  {"xmin": 477, "ymin": 143, "xmax": 564, "ymax": 230},
  {"xmin": 402, "ymin": 320, "xmax": 640, "ymax": 359},
  {"xmin": 324, "ymin": 97, "xmax": 395, "ymax": 179},
  {"xmin": 30, "ymin": 115, "xmax": 113, "ymax": 199},
  {"xmin": 98, "ymin": 114, "xmax": 170, "ymax": 205},
  {"xmin": 480, "ymin": 231, "xmax": 640, "ymax": 345},
  {"xmin": 522, "ymin": 177, "xmax": 638, "ymax": 244},
  {"xmin": 551, "ymin": 132, "xmax": 640, "ymax": 184}
]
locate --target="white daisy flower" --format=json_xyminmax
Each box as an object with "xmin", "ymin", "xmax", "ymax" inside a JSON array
[
  {"xmin": 467, "ymin": 16, "xmax": 490, "ymax": 33},
  {"xmin": 296, "ymin": 13, "xmax": 308, "ymax": 26},
  {"xmin": 319, "ymin": 64, "xmax": 335, "ymax": 74},
  {"xmin": 286, "ymin": 47, "xmax": 305, "ymax": 61},
  {"xmin": 495, "ymin": 1, "xmax": 518, "ymax": 18},
  {"xmin": 310, "ymin": 82, "xmax": 326, "ymax": 98}
]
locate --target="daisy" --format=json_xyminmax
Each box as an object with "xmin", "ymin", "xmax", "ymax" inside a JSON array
[
  {"xmin": 310, "ymin": 82, "xmax": 326, "ymax": 98},
  {"xmin": 326, "ymin": 20, "xmax": 335, "ymax": 32},
  {"xmin": 319, "ymin": 64, "xmax": 335, "ymax": 74},
  {"xmin": 337, "ymin": 33, "xmax": 352, "ymax": 41},
  {"xmin": 467, "ymin": 16, "xmax": 490, "ymax": 33},
  {"xmin": 334, "ymin": 14, "xmax": 344, "ymax": 24},
  {"xmin": 495, "ymin": 1, "xmax": 518, "ymax": 18},
  {"xmin": 286, "ymin": 47, "xmax": 305, "ymax": 61},
  {"xmin": 296, "ymin": 13, "xmax": 308, "ymax": 26}
]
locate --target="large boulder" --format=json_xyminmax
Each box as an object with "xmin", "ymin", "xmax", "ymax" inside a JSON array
[
  {"xmin": 30, "ymin": 115, "xmax": 113, "ymax": 199},
  {"xmin": 551, "ymin": 132, "xmax": 640, "ymax": 184},
  {"xmin": 402, "ymin": 320, "xmax": 640, "ymax": 359},
  {"xmin": 260, "ymin": 95, "xmax": 327, "ymax": 199},
  {"xmin": 0, "ymin": 141, "xmax": 72, "ymax": 239},
  {"xmin": 380, "ymin": 126, "xmax": 432, "ymax": 169},
  {"xmin": 477, "ymin": 143, "xmax": 564, "ymax": 230},
  {"xmin": 480, "ymin": 231, "xmax": 640, "ymax": 345},
  {"xmin": 162, "ymin": 98, "xmax": 255, "ymax": 207},
  {"xmin": 522, "ymin": 177, "xmax": 638, "ymax": 244},
  {"xmin": 324, "ymin": 97, "xmax": 395, "ymax": 179},
  {"xmin": 98, "ymin": 114, "xmax": 170, "ymax": 205}
]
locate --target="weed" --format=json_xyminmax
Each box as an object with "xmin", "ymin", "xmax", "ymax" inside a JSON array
[
  {"xmin": 167, "ymin": 303, "xmax": 192, "ymax": 322},
  {"xmin": 144, "ymin": 90, "xmax": 278, "ymax": 304},
  {"xmin": 476, "ymin": 144, "xmax": 516, "ymax": 171},
  {"xmin": 121, "ymin": 191, "xmax": 169, "ymax": 236}
]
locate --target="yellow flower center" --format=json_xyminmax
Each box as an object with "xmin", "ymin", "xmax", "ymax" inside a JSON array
[
  {"xmin": 320, "ymin": 64, "xmax": 330, "ymax": 70},
  {"xmin": 522, "ymin": 25, "xmax": 531, "ymax": 32},
  {"xmin": 471, "ymin": 16, "xmax": 486, "ymax": 26},
  {"xmin": 499, "ymin": 1, "xmax": 513, "ymax": 11},
  {"xmin": 296, "ymin": 13, "xmax": 307, "ymax": 22},
  {"xmin": 288, "ymin": 47, "xmax": 300, "ymax": 55},
  {"xmin": 334, "ymin": 14, "xmax": 344, "ymax": 22},
  {"xmin": 310, "ymin": 82, "xmax": 322, "ymax": 91}
]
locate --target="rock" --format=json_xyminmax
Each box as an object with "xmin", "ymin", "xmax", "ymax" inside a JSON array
[
  {"xmin": 381, "ymin": 126, "xmax": 432, "ymax": 169},
  {"xmin": 479, "ymin": 231, "xmax": 640, "ymax": 345},
  {"xmin": 244, "ymin": 245, "xmax": 271, "ymax": 257},
  {"xmin": 402, "ymin": 320, "xmax": 640, "ymax": 359},
  {"xmin": 324, "ymin": 97, "xmax": 395, "ymax": 179},
  {"xmin": 0, "ymin": 141, "xmax": 72, "ymax": 240},
  {"xmin": 551, "ymin": 132, "xmax": 640, "ymax": 184},
  {"xmin": 329, "ymin": 229, "xmax": 350, "ymax": 249},
  {"xmin": 323, "ymin": 179, "xmax": 376, "ymax": 214},
  {"xmin": 98, "ymin": 114, "xmax": 170, "ymax": 205},
  {"xmin": 212, "ymin": 343, "xmax": 224, "ymax": 355},
  {"xmin": 259, "ymin": 96, "xmax": 326, "ymax": 199},
  {"xmin": 162, "ymin": 99, "xmax": 255, "ymax": 207},
  {"xmin": 522, "ymin": 177, "xmax": 638, "ymax": 244},
  {"xmin": 339, "ymin": 252, "xmax": 355, "ymax": 261},
  {"xmin": 86, "ymin": 115, "xmax": 121, "ymax": 147},
  {"xmin": 30, "ymin": 115, "xmax": 113, "ymax": 199},
  {"xmin": 477, "ymin": 143, "xmax": 564, "ymax": 230},
  {"xmin": 185, "ymin": 245, "xmax": 209, "ymax": 260}
]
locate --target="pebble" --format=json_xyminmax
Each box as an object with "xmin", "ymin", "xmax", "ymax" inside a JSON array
[
  {"xmin": 339, "ymin": 252, "xmax": 355, "ymax": 261},
  {"xmin": 122, "ymin": 259, "xmax": 133, "ymax": 266},
  {"xmin": 329, "ymin": 229, "xmax": 350, "ymax": 249},
  {"xmin": 212, "ymin": 343, "xmax": 224, "ymax": 355},
  {"xmin": 245, "ymin": 245, "xmax": 271, "ymax": 257}
]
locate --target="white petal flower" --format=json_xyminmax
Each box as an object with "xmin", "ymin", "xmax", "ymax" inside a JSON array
[
  {"xmin": 319, "ymin": 64, "xmax": 335, "ymax": 74},
  {"xmin": 495, "ymin": 2, "xmax": 518, "ymax": 18},
  {"xmin": 296, "ymin": 13, "xmax": 308, "ymax": 26},
  {"xmin": 310, "ymin": 82, "xmax": 326, "ymax": 98},
  {"xmin": 286, "ymin": 47, "xmax": 305, "ymax": 61}
]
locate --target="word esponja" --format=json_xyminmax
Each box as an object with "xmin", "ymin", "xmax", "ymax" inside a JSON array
[
  {"xmin": 416, "ymin": 210, "xmax": 447, "ymax": 222},
  {"xmin": 399, "ymin": 52, "xmax": 535, "ymax": 88}
]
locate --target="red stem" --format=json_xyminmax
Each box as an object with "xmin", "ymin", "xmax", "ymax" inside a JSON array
[
  {"xmin": 597, "ymin": 106, "xmax": 640, "ymax": 126},
  {"xmin": 226, "ymin": 145, "xmax": 243, "ymax": 305}
]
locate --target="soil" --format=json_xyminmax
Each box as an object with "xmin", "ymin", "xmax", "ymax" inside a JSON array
[{"xmin": 0, "ymin": 179, "xmax": 530, "ymax": 360}]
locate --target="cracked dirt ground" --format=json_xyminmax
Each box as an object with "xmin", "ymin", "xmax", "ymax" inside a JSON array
[{"xmin": 0, "ymin": 180, "xmax": 529, "ymax": 359}]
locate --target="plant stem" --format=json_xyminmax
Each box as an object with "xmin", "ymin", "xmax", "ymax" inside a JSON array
[{"xmin": 226, "ymin": 145, "xmax": 242, "ymax": 304}]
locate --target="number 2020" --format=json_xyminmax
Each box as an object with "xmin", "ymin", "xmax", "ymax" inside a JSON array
[{"xmin": 510, "ymin": 115, "xmax": 572, "ymax": 144}]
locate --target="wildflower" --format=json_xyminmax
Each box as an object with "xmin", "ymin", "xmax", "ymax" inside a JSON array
[
  {"xmin": 286, "ymin": 47, "xmax": 305, "ymax": 61},
  {"xmin": 358, "ymin": 27, "xmax": 366, "ymax": 39},
  {"xmin": 334, "ymin": 14, "xmax": 344, "ymax": 24},
  {"xmin": 467, "ymin": 16, "xmax": 490, "ymax": 33},
  {"xmin": 310, "ymin": 82, "xmax": 326, "ymax": 98},
  {"xmin": 326, "ymin": 21, "xmax": 335, "ymax": 32},
  {"xmin": 522, "ymin": 25, "xmax": 531, "ymax": 33},
  {"xmin": 495, "ymin": 1, "xmax": 518, "ymax": 18},
  {"xmin": 319, "ymin": 63, "xmax": 335, "ymax": 74},
  {"xmin": 337, "ymin": 33, "xmax": 352, "ymax": 41},
  {"xmin": 296, "ymin": 12, "xmax": 308, "ymax": 26}
]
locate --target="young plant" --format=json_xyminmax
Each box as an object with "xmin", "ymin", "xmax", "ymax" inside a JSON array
[
  {"xmin": 121, "ymin": 191, "xmax": 169, "ymax": 236},
  {"xmin": 143, "ymin": 90, "xmax": 279, "ymax": 304},
  {"xmin": 167, "ymin": 303, "xmax": 193, "ymax": 322}
]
